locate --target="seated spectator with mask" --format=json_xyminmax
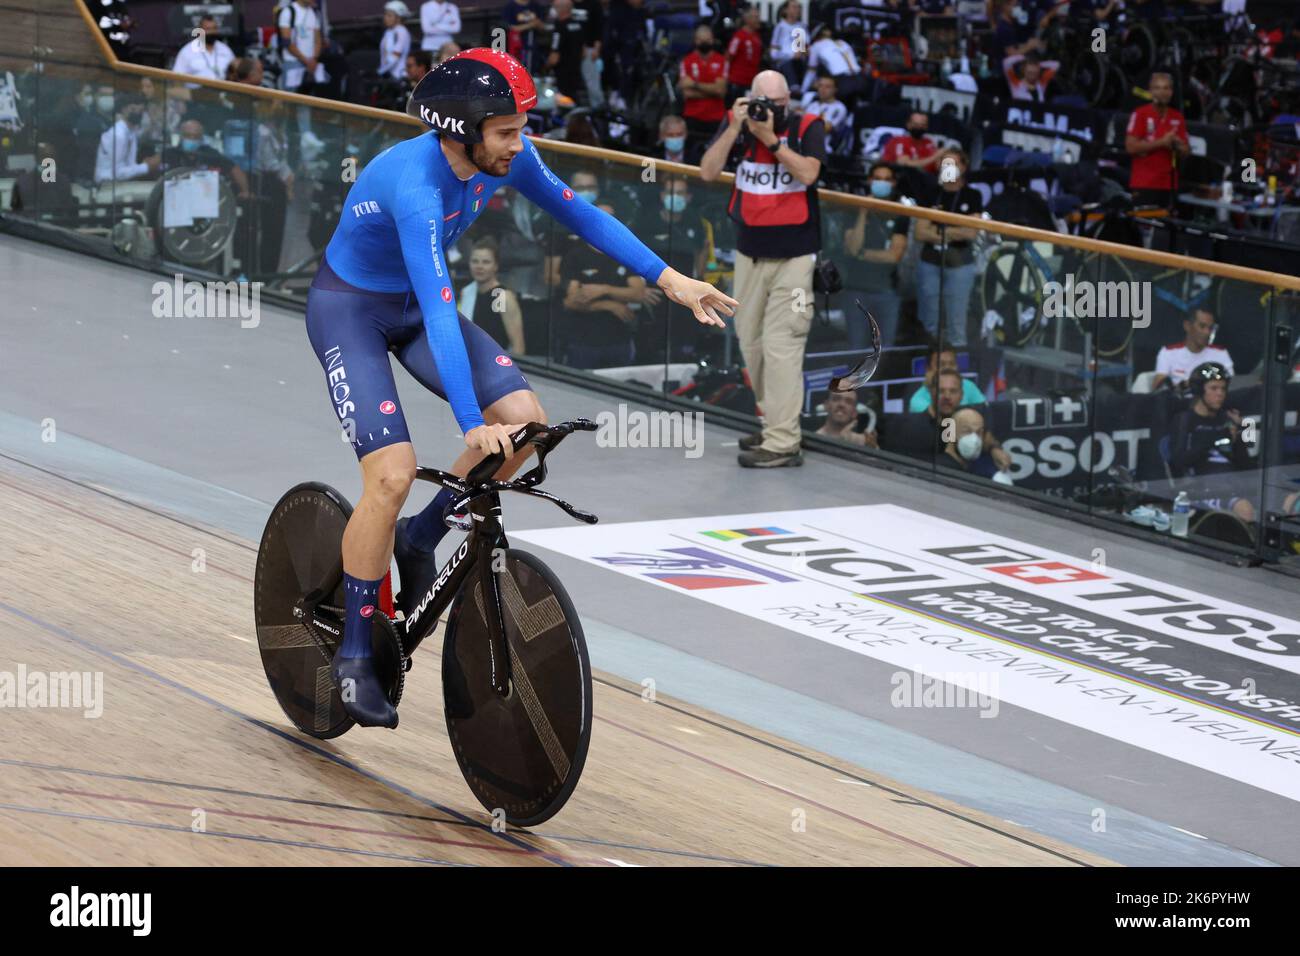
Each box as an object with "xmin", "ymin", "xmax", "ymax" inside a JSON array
[
  {"xmin": 938, "ymin": 406, "xmax": 1013, "ymax": 482},
  {"xmin": 164, "ymin": 118, "xmax": 252, "ymax": 200},
  {"xmin": 543, "ymin": 168, "xmax": 602, "ymax": 287},
  {"xmin": 881, "ymin": 111, "xmax": 939, "ymax": 174},
  {"xmin": 560, "ymin": 201, "xmax": 658, "ymax": 367},
  {"xmin": 636, "ymin": 177, "xmax": 713, "ymax": 361},
  {"xmin": 658, "ymin": 115, "xmax": 701, "ymax": 164},
  {"xmin": 891, "ymin": 369, "xmax": 1009, "ymax": 468},
  {"xmin": 94, "ymin": 96, "xmax": 160, "ymax": 186}
]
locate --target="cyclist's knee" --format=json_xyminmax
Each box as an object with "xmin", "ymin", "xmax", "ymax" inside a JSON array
[
  {"xmin": 488, "ymin": 388, "xmax": 545, "ymax": 426},
  {"xmin": 361, "ymin": 446, "xmax": 416, "ymax": 510}
]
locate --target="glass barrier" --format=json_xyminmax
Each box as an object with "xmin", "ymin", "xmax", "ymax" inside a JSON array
[{"xmin": 3, "ymin": 43, "xmax": 1297, "ymax": 564}]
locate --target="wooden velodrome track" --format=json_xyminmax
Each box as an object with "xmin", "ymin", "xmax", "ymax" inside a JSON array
[{"xmin": 0, "ymin": 452, "xmax": 1113, "ymax": 867}]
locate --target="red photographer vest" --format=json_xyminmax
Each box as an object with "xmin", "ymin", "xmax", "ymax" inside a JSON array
[{"xmin": 727, "ymin": 111, "xmax": 820, "ymax": 228}]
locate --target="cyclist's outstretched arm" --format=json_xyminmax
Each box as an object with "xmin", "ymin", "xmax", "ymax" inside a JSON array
[{"xmin": 509, "ymin": 140, "xmax": 737, "ymax": 326}]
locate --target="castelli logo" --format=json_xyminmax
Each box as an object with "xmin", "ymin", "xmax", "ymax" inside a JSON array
[
  {"xmin": 379, "ymin": 400, "xmax": 396, "ymax": 414},
  {"xmin": 562, "ymin": 188, "xmax": 574, "ymax": 201},
  {"xmin": 495, "ymin": 355, "xmax": 513, "ymax": 366},
  {"xmin": 441, "ymin": 287, "xmax": 452, "ymax": 302},
  {"xmin": 360, "ymin": 605, "xmax": 375, "ymax": 618}
]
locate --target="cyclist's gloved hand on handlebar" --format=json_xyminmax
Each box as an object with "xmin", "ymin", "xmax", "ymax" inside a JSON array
[{"xmin": 464, "ymin": 422, "xmax": 530, "ymax": 459}]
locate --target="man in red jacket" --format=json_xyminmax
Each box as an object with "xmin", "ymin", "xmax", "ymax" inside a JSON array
[
  {"xmin": 679, "ymin": 24, "xmax": 727, "ymax": 142},
  {"xmin": 725, "ymin": 6, "xmax": 763, "ymax": 102},
  {"xmin": 1125, "ymin": 72, "xmax": 1190, "ymax": 210}
]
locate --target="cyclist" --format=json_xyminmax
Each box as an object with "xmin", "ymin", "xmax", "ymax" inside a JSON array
[{"xmin": 307, "ymin": 48, "xmax": 737, "ymax": 727}]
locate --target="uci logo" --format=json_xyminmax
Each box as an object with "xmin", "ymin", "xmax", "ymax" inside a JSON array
[{"xmin": 420, "ymin": 105, "xmax": 466, "ymax": 135}]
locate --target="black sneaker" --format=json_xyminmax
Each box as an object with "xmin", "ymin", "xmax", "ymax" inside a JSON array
[
  {"xmin": 738, "ymin": 447, "xmax": 804, "ymax": 468},
  {"xmin": 393, "ymin": 516, "xmax": 440, "ymax": 620},
  {"xmin": 331, "ymin": 654, "xmax": 399, "ymax": 728},
  {"xmin": 738, "ymin": 430, "xmax": 764, "ymax": 450}
]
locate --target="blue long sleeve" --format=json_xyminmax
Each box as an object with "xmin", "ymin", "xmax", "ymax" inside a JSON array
[
  {"xmin": 510, "ymin": 141, "xmax": 670, "ymax": 284},
  {"xmin": 393, "ymin": 164, "xmax": 484, "ymax": 434}
]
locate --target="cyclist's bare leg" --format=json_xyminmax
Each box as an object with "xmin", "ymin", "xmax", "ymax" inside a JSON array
[
  {"xmin": 342, "ymin": 441, "xmax": 417, "ymax": 578},
  {"xmin": 444, "ymin": 388, "xmax": 547, "ymax": 483}
]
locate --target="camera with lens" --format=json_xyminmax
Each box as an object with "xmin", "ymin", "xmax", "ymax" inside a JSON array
[{"xmin": 746, "ymin": 96, "xmax": 777, "ymax": 123}]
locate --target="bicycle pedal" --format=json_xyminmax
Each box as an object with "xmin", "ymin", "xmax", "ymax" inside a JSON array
[{"xmin": 404, "ymin": 656, "xmax": 414, "ymax": 673}]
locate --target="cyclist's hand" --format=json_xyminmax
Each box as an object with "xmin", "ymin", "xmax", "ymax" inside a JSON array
[
  {"xmin": 656, "ymin": 267, "xmax": 737, "ymax": 328},
  {"xmin": 465, "ymin": 422, "xmax": 528, "ymax": 459}
]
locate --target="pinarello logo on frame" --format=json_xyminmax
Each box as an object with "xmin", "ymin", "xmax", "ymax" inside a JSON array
[
  {"xmin": 379, "ymin": 400, "xmax": 396, "ymax": 415},
  {"xmin": 360, "ymin": 605, "xmax": 374, "ymax": 618},
  {"xmin": 495, "ymin": 355, "xmax": 513, "ymax": 366},
  {"xmin": 562, "ymin": 188, "xmax": 574, "ymax": 200},
  {"xmin": 441, "ymin": 287, "xmax": 452, "ymax": 302}
]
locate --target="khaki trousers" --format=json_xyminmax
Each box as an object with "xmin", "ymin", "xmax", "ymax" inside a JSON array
[{"xmin": 732, "ymin": 251, "xmax": 816, "ymax": 454}]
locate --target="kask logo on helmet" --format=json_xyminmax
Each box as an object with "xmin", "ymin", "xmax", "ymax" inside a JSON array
[{"xmin": 419, "ymin": 105, "xmax": 466, "ymax": 135}]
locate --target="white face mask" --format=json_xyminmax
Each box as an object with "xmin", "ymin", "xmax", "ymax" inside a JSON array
[{"xmin": 957, "ymin": 432, "xmax": 982, "ymax": 460}]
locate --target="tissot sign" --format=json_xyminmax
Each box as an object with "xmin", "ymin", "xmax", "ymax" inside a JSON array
[{"xmin": 515, "ymin": 505, "xmax": 1300, "ymax": 803}]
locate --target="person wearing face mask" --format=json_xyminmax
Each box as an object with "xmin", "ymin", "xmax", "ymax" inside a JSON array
[
  {"xmin": 913, "ymin": 148, "xmax": 982, "ymax": 350},
  {"xmin": 543, "ymin": 168, "xmax": 602, "ymax": 288},
  {"xmin": 881, "ymin": 111, "xmax": 939, "ymax": 174},
  {"xmin": 559, "ymin": 201, "xmax": 661, "ymax": 368},
  {"xmin": 635, "ymin": 177, "xmax": 713, "ymax": 361},
  {"xmin": 939, "ymin": 407, "xmax": 1012, "ymax": 482},
  {"xmin": 161, "ymin": 119, "xmax": 252, "ymax": 200},
  {"xmin": 700, "ymin": 69, "xmax": 826, "ymax": 468},
  {"xmin": 172, "ymin": 15, "xmax": 235, "ymax": 82},
  {"xmin": 658, "ymin": 115, "xmax": 701, "ymax": 165},
  {"xmin": 678, "ymin": 25, "xmax": 727, "ymax": 145},
  {"xmin": 842, "ymin": 162, "xmax": 910, "ymax": 348},
  {"xmin": 93, "ymin": 96, "xmax": 161, "ymax": 186}
]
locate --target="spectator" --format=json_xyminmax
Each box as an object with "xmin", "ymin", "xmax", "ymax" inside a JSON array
[
  {"xmin": 726, "ymin": 6, "xmax": 764, "ymax": 102},
  {"xmin": 459, "ymin": 236, "xmax": 525, "ymax": 354},
  {"xmin": 547, "ymin": 0, "xmax": 587, "ymax": 100},
  {"xmin": 658, "ymin": 115, "xmax": 701, "ymax": 164},
  {"xmin": 913, "ymin": 148, "xmax": 982, "ymax": 349},
  {"xmin": 419, "ymin": 0, "xmax": 461, "ymax": 52},
  {"xmin": 989, "ymin": 0, "xmax": 1043, "ymax": 62},
  {"xmin": 230, "ymin": 56, "xmax": 266, "ymax": 87},
  {"xmin": 802, "ymin": 76, "xmax": 849, "ymax": 152},
  {"xmin": 503, "ymin": 0, "xmax": 551, "ymax": 73},
  {"xmin": 816, "ymin": 390, "xmax": 878, "ymax": 447},
  {"xmin": 562, "ymin": 112, "xmax": 601, "ymax": 146},
  {"xmin": 172, "ymin": 15, "xmax": 235, "ymax": 82},
  {"xmin": 435, "ymin": 43, "xmax": 459, "ymax": 65},
  {"xmin": 843, "ymin": 163, "xmax": 910, "ymax": 348},
  {"xmin": 678, "ymin": 25, "xmax": 727, "ymax": 143},
  {"xmin": 250, "ymin": 99, "xmax": 295, "ymax": 275},
  {"xmin": 1152, "ymin": 309, "xmax": 1234, "ymax": 392},
  {"xmin": 164, "ymin": 118, "xmax": 252, "ymax": 200},
  {"xmin": 94, "ymin": 96, "xmax": 160, "ymax": 186},
  {"xmin": 1003, "ymin": 51, "xmax": 1058, "ymax": 101},
  {"xmin": 407, "ymin": 49, "xmax": 434, "ymax": 87},
  {"xmin": 701, "ymin": 69, "xmax": 826, "ymax": 468},
  {"xmin": 769, "ymin": 0, "xmax": 809, "ymax": 87},
  {"xmin": 907, "ymin": 343, "xmax": 985, "ymax": 412},
  {"xmin": 802, "ymin": 25, "xmax": 860, "ymax": 95},
  {"xmin": 606, "ymin": 0, "xmax": 651, "ymax": 110},
  {"xmin": 636, "ymin": 177, "xmax": 713, "ymax": 360},
  {"xmin": 544, "ymin": 169, "xmax": 601, "ymax": 286},
  {"xmin": 559, "ymin": 201, "xmax": 654, "ymax": 367},
  {"xmin": 380, "ymin": 2, "xmax": 413, "ymax": 83},
  {"xmin": 277, "ymin": 0, "xmax": 327, "ymax": 94},
  {"xmin": 1166, "ymin": 362, "xmax": 1255, "ymax": 521},
  {"xmin": 938, "ymin": 407, "xmax": 1011, "ymax": 481},
  {"xmin": 575, "ymin": 0, "xmax": 605, "ymax": 108},
  {"xmin": 1125, "ymin": 71, "xmax": 1190, "ymax": 210},
  {"xmin": 881, "ymin": 111, "xmax": 938, "ymax": 173},
  {"xmin": 893, "ymin": 369, "xmax": 1008, "ymax": 468}
]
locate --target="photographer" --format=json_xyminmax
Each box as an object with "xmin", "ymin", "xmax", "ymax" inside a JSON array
[{"xmin": 700, "ymin": 69, "xmax": 825, "ymax": 469}]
